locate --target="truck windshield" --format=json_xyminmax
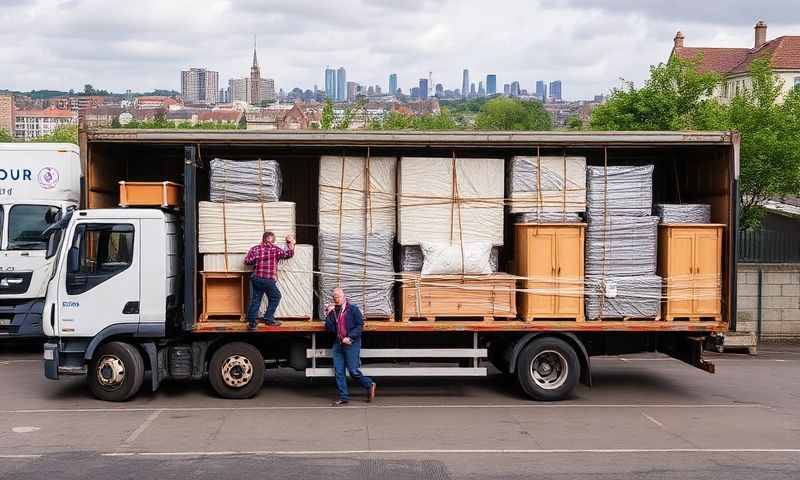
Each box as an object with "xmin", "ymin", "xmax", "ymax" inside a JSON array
[{"xmin": 7, "ymin": 205, "xmax": 61, "ymax": 251}]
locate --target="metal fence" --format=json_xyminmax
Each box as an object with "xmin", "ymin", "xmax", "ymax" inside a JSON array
[{"xmin": 738, "ymin": 229, "xmax": 800, "ymax": 263}]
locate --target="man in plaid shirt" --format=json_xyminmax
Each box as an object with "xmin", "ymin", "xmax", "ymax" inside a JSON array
[{"xmin": 244, "ymin": 231, "xmax": 295, "ymax": 329}]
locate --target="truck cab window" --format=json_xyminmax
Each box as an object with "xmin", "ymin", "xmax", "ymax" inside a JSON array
[
  {"xmin": 0, "ymin": 205, "xmax": 4, "ymax": 247},
  {"xmin": 7, "ymin": 205, "xmax": 61, "ymax": 250},
  {"xmin": 66, "ymin": 223, "xmax": 134, "ymax": 295}
]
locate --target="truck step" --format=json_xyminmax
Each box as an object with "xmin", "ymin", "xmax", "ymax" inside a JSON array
[
  {"xmin": 306, "ymin": 348, "xmax": 487, "ymax": 359},
  {"xmin": 306, "ymin": 367, "xmax": 487, "ymax": 377}
]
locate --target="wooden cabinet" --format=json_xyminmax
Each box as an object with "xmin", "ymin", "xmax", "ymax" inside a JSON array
[
  {"xmin": 658, "ymin": 225, "xmax": 724, "ymax": 321},
  {"xmin": 200, "ymin": 272, "xmax": 247, "ymax": 321},
  {"xmin": 515, "ymin": 223, "xmax": 585, "ymax": 321},
  {"xmin": 119, "ymin": 181, "xmax": 182, "ymax": 208}
]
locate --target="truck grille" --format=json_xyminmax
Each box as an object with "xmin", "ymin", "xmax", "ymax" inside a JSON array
[{"xmin": 0, "ymin": 272, "xmax": 33, "ymax": 295}]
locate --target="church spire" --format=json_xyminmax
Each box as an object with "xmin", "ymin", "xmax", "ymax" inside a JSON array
[{"xmin": 252, "ymin": 34, "xmax": 258, "ymax": 69}]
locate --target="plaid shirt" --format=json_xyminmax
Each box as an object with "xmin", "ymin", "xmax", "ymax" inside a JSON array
[{"xmin": 244, "ymin": 242, "xmax": 294, "ymax": 280}]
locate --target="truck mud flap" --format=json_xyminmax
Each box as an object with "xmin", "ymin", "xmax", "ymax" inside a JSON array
[{"xmin": 659, "ymin": 335, "xmax": 715, "ymax": 373}]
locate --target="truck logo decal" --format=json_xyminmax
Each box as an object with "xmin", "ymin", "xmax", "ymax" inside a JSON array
[
  {"xmin": 38, "ymin": 167, "xmax": 60, "ymax": 190},
  {"xmin": 62, "ymin": 301, "xmax": 79, "ymax": 308}
]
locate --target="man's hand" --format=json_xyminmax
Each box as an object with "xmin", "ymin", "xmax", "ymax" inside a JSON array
[
  {"xmin": 342, "ymin": 337, "xmax": 352, "ymax": 345},
  {"xmin": 285, "ymin": 234, "xmax": 296, "ymax": 245},
  {"xmin": 324, "ymin": 303, "xmax": 334, "ymax": 315}
]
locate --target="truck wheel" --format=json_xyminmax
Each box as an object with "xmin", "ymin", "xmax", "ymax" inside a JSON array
[
  {"xmin": 208, "ymin": 342, "xmax": 264, "ymax": 399},
  {"xmin": 516, "ymin": 337, "xmax": 579, "ymax": 401},
  {"xmin": 88, "ymin": 341, "xmax": 145, "ymax": 402}
]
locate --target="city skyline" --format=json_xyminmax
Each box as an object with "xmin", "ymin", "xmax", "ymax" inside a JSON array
[{"xmin": 3, "ymin": 1, "xmax": 800, "ymax": 100}]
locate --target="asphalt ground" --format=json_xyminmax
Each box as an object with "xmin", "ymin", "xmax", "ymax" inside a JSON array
[{"xmin": 0, "ymin": 340, "xmax": 799, "ymax": 479}]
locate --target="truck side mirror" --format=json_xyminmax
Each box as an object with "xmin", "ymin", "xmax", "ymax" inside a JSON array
[{"xmin": 67, "ymin": 246, "xmax": 80, "ymax": 273}]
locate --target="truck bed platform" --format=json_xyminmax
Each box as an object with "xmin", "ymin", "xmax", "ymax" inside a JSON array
[{"xmin": 193, "ymin": 319, "xmax": 727, "ymax": 334}]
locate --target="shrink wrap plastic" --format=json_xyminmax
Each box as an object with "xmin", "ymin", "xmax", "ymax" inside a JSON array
[
  {"xmin": 586, "ymin": 165, "xmax": 653, "ymax": 217},
  {"xmin": 508, "ymin": 156, "xmax": 586, "ymax": 214},
  {"xmin": 585, "ymin": 216, "xmax": 659, "ymax": 277},
  {"xmin": 209, "ymin": 158, "xmax": 282, "ymax": 202},
  {"xmin": 585, "ymin": 275, "xmax": 662, "ymax": 319},
  {"xmin": 655, "ymin": 204, "xmax": 712, "ymax": 224},
  {"xmin": 198, "ymin": 201, "xmax": 295, "ymax": 253}
]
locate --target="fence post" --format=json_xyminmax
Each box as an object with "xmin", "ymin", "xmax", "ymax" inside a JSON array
[{"xmin": 756, "ymin": 268, "xmax": 763, "ymax": 343}]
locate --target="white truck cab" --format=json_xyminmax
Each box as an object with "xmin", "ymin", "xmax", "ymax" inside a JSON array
[{"xmin": 0, "ymin": 143, "xmax": 81, "ymax": 337}]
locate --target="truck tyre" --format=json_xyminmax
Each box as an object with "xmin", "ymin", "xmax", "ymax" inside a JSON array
[
  {"xmin": 516, "ymin": 337, "xmax": 579, "ymax": 401},
  {"xmin": 208, "ymin": 342, "xmax": 264, "ymax": 399},
  {"xmin": 88, "ymin": 341, "xmax": 145, "ymax": 402}
]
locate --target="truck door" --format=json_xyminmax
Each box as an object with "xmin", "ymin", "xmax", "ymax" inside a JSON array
[{"xmin": 56, "ymin": 220, "xmax": 140, "ymax": 337}]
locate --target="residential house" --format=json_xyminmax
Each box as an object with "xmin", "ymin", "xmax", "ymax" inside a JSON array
[
  {"xmin": 14, "ymin": 109, "xmax": 77, "ymax": 139},
  {"xmin": 670, "ymin": 21, "xmax": 800, "ymax": 103}
]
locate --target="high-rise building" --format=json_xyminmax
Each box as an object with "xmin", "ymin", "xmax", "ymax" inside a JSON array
[
  {"xmin": 410, "ymin": 86, "xmax": 420, "ymax": 98},
  {"xmin": 0, "ymin": 93, "xmax": 13, "ymax": 136},
  {"xmin": 325, "ymin": 68, "xmax": 336, "ymax": 100},
  {"xmin": 375, "ymin": 85, "xmax": 382, "ymax": 95},
  {"xmin": 503, "ymin": 84, "xmax": 511, "ymax": 95},
  {"xmin": 346, "ymin": 81, "xmax": 358, "ymax": 101},
  {"xmin": 462, "ymin": 69, "xmax": 469, "ymax": 98},
  {"xmin": 510, "ymin": 81, "xmax": 520, "ymax": 97},
  {"xmin": 478, "ymin": 81, "xmax": 485, "ymax": 97},
  {"xmin": 336, "ymin": 67, "xmax": 347, "ymax": 101},
  {"xmin": 228, "ymin": 78, "xmax": 248, "ymax": 103},
  {"xmin": 549, "ymin": 80, "xmax": 562, "ymax": 100},
  {"xmin": 419, "ymin": 78, "xmax": 429, "ymax": 100},
  {"xmin": 388, "ymin": 74, "xmax": 397, "ymax": 96},
  {"xmin": 535, "ymin": 80, "xmax": 547, "ymax": 101},
  {"xmin": 470, "ymin": 82, "xmax": 476, "ymax": 97},
  {"xmin": 219, "ymin": 88, "xmax": 226, "ymax": 103},
  {"xmin": 181, "ymin": 68, "xmax": 219, "ymax": 105},
  {"xmin": 486, "ymin": 74, "xmax": 497, "ymax": 96},
  {"xmin": 226, "ymin": 41, "xmax": 275, "ymax": 105},
  {"xmin": 435, "ymin": 83, "xmax": 444, "ymax": 97}
]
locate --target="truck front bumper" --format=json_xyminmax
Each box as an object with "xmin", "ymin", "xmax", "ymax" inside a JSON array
[{"xmin": 0, "ymin": 299, "xmax": 44, "ymax": 338}]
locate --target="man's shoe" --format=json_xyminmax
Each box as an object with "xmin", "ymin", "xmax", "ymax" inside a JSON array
[
  {"xmin": 247, "ymin": 321, "xmax": 258, "ymax": 331},
  {"xmin": 264, "ymin": 319, "xmax": 282, "ymax": 327},
  {"xmin": 368, "ymin": 383, "xmax": 377, "ymax": 402},
  {"xmin": 332, "ymin": 399, "xmax": 349, "ymax": 407}
]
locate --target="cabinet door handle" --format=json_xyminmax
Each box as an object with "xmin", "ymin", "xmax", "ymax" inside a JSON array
[{"xmin": 557, "ymin": 266, "xmax": 561, "ymax": 275}]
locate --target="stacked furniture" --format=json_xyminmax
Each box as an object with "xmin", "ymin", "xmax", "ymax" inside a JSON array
[
  {"xmin": 584, "ymin": 165, "xmax": 662, "ymax": 320},
  {"xmin": 656, "ymin": 204, "xmax": 723, "ymax": 322},
  {"xmin": 198, "ymin": 158, "xmax": 312, "ymax": 321},
  {"xmin": 398, "ymin": 157, "xmax": 507, "ymax": 321},
  {"xmin": 510, "ymin": 156, "xmax": 587, "ymax": 322},
  {"xmin": 317, "ymin": 155, "xmax": 396, "ymax": 319}
]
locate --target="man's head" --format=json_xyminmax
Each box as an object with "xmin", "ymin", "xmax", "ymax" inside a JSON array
[
  {"xmin": 262, "ymin": 231, "xmax": 275, "ymax": 244},
  {"xmin": 332, "ymin": 287, "xmax": 345, "ymax": 306}
]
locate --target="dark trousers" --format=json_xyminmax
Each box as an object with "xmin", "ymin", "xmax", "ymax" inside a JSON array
[
  {"xmin": 246, "ymin": 276, "xmax": 281, "ymax": 323},
  {"xmin": 332, "ymin": 339, "xmax": 373, "ymax": 401}
]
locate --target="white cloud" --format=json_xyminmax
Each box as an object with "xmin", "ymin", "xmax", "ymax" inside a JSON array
[{"xmin": 1, "ymin": 0, "xmax": 798, "ymax": 99}]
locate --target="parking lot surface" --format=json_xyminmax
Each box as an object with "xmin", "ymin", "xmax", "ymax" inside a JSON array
[{"xmin": 0, "ymin": 341, "xmax": 799, "ymax": 479}]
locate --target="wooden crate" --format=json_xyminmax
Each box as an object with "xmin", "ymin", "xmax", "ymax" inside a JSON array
[
  {"xmin": 514, "ymin": 223, "xmax": 585, "ymax": 322},
  {"xmin": 200, "ymin": 272, "xmax": 247, "ymax": 321},
  {"xmin": 658, "ymin": 224, "xmax": 724, "ymax": 322},
  {"xmin": 400, "ymin": 273, "xmax": 517, "ymax": 322},
  {"xmin": 119, "ymin": 181, "xmax": 183, "ymax": 208}
]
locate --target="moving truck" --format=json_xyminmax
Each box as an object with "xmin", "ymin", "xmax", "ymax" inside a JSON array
[
  {"xmin": 0, "ymin": 143, "xmax": 81, "ymax": 337},
  {"xmin": 43, "ymin": 130, "xmax": 738, "ymax": 402}
]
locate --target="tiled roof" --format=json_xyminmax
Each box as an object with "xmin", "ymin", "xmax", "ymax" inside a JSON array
[
  {"xmin": 673, "ymin": 36, "xmax": 800, "ymax": 75},
  {"xmin": 15, "ymin": 109, "xmax": 76, "ymax": 118}
]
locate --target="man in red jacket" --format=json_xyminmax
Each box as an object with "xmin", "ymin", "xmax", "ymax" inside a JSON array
[
  {"xmin": 324, "ymin": 287, "xmax": 377, "ymax": 406},
  {"xmin": 244, "ymin": 231, "xmax": 294, "ymax": 329}
]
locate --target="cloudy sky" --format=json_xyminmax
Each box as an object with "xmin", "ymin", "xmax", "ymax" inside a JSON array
[{"xmin": 2, "ymin": 0, "xmax": 799, "ymax": 100}]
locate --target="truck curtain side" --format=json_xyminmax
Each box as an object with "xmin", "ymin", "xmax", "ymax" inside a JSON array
[{"xmin": 52, "ymin": 130, "xmax": 738, "ymax": 401}]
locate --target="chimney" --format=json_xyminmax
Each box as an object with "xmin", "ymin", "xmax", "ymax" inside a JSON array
[
  {"xmin": 674, "ymin": 31, "xmax": 685, "ymax": 48},
  {"xmin": 754, "ymin": 20, "xmax": 767, "ymax": 48}
]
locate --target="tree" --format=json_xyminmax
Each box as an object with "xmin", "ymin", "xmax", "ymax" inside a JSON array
[
  {"xmin": 110, "ymin": 117, "xmax": 121, "ymax": 128},
  {"xmin": 474, "ymin": 97, "xmax": 552, "ymax": 130},
  {"xmin": 320, "ymin": 99, "xmax": 334, "ymax": 130},
  {"xmin": 566, "ymin": 116, "xmax": 583, "ymax": 129},
  {"xmin": 84, "ymin": 84, "xmax": 95, "ymax": 95},
  {"xmin": 0, "ymin": 128, "xmax": 12, "ymax": 142},
  {"xmin": 36, "ymin": 125, "xmax": 78, "ymax": 144},
  {"xmin": 590, "ymin": 56, "xmax": 722, "ymax": 130},
  {"xmin": 369, "ymin": 109, "xmax": 458, "ymax": 130}
]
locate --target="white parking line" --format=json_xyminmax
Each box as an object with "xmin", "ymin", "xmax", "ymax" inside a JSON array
[
  {"xmin": 121, "ymin": 410, "xmax": 162, "ymax": 446},
  {"xmin": 0, "ymin": 454, "xmax": 41, "ymax": 459},
  {"xmin": 99, "ymin": 448, "xmax": 800, "ymax": 457},
  {"xmin": 0, "ymin": 403, "xmax": 766, "ymax": 414},
  {"xmin": 642, "ymin": 413, "xmax": 664, "ymax": 428}
]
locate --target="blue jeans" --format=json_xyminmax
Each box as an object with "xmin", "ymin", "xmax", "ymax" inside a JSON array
[
  {"xmin": 332, "ymin": 339, "xmax": 373, "ymax": 401},
  {"xmin": 246, "ymin": 276, "xmax": 281, "ymax": 323}
]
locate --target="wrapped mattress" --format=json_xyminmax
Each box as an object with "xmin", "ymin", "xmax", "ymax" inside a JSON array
[
  {"xmin": 585, "ymin": 275, "xmax": 662, "ymax": 319},
  {"xmin": 399, "ymin": 245, "xmax": 500, "ymax": 272},
  {"xmin": 513, "ymin": 212, "xmax": 583, "ymax": 224},
  {"xmin": 203, "ymin": 245, "xmax": 314, "ymax": 318},
  {"xmin": 318, "ymin": 232, "xmax": 395, "ymax": 318},
  {"xmin": 586, "ymin": 165, "xmax": 653, "ymax": 217},
  {"xmin": 209, "ymin": 158, "xmax": 282, "ymax": 202},
  {"xmin": 654, "ymin": 204, "xmax": 711, "ymax": 224},
  {"xmin": 585, "ymin": 216, "xmax": 658, "ymax": 277},
  {"xmin": 318, "ymin": 155, "xmax": 396, "ymax": 236},
  {"xmin": 508, "ymin": 156, "xmax": 586, "ymax": 214},
  {"xmin": 198, "ymin": 201, "xmax": 296, "ymax": 253},
  {"xmin": 398, "ymin": 157, "xmax": 504, "ymax": 246}
]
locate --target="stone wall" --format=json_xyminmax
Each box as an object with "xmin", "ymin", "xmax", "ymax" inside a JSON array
[{"xmin": 737, "ymin": 263, "xmax": 800, "ymax": 338}]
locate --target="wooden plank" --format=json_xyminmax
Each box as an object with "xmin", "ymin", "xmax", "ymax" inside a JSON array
[{"xmin": 400, "ymin": 273, "xmax": 517, "ymax": 320}]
